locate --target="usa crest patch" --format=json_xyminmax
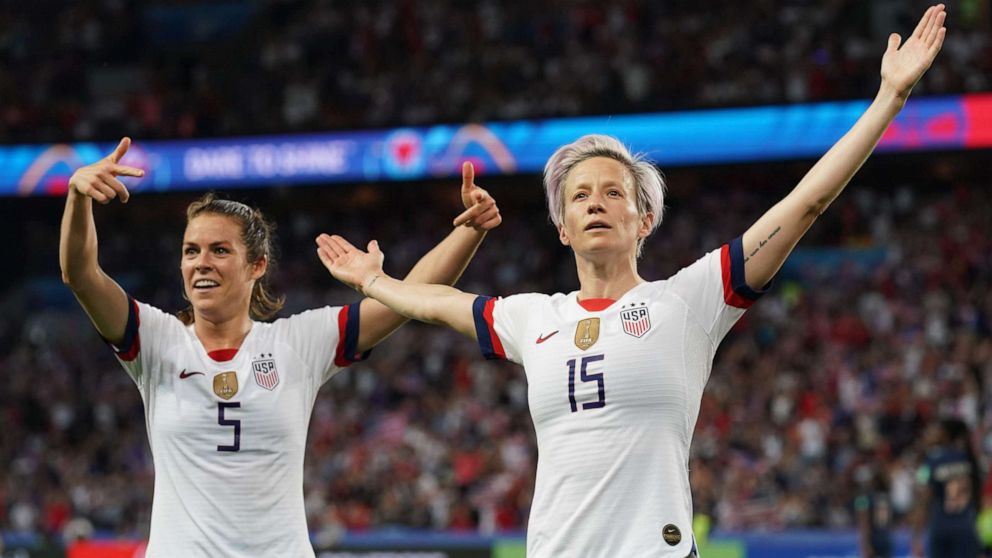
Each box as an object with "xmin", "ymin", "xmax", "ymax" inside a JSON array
[
  {"xmin": 252, "ymin": 354, "xmax": 279, "ymax": 390},
  {"xmin": 620, "ymin": 304, "xmax": 651, "ymax": 338}
]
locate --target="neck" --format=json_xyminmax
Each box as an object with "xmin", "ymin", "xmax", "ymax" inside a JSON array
[
  {"xmin": 574, "ymin": 251, "xmax": 643, "ymax": 300},
  {"xmin": 193, "ymin": 312, "xmax": 253, "ymax": 351}
]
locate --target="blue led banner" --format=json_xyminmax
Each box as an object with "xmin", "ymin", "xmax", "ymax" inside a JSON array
[{"xmin": 2, "ymin": 93, "xmax": 989, "ymax": 196}]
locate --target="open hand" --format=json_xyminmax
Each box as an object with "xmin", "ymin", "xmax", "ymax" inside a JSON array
[
  {"xmin": 315, "ymin": 234, "xmax": 385, "ymax": 293},
  {"xmin": 452, "ymin": 162, "xmax": 502, "ymax": 231},
  {"xmin": 68, "ymin": 137, "xmax": 145, "ymax": 204},
  {"xmin": 881, "ymin": 4, "xmax": 946, "ymax": 99}
]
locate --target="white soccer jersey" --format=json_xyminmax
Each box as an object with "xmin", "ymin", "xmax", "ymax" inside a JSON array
[
  {"xmin": 473, "ymin": 238, "xmax": 764, "ymax": 558},
  {"xmin": 111, "ymin": 299, "xmax": 366, "ymax": 558}
]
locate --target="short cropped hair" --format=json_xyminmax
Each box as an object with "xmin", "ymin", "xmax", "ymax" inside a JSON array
[{"xmin": 543, "ymin": 134, "xmax": 665, "ymax": 256}]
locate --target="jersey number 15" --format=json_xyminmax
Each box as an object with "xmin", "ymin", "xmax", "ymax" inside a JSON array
[{"xmin": 567, "ymin": 354, "xmax": 606, "ymax": 413}]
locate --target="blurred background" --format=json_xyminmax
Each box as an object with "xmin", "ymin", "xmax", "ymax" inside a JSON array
[{"xmin": 1, "ymin": 1, "xmax": 991, "ymax": 557}]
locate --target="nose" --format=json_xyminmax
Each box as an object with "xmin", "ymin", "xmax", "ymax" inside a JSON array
[
  {"xmin": 191, "ymin": 252, "xmax": 214, "ymax": 272},
  {"xmin": 586, "ymin": 195, "xmax": 605, "ymax": 214}
]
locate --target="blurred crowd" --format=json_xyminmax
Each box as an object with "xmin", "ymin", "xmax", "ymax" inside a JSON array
[
  {"xmin": 1, "ymin": 0, "xmax": 990, "ymax": 143},
  {"xmin": 1, "ymin": 155, "xmax": 990, "ymax": 544}
]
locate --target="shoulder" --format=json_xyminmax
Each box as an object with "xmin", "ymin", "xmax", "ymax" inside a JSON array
[
  {"xmin": 271, "ymin": 306, "xmax": 344, "ymax": 325},
  {"xmin": 134, "ymin": 300, "xmax": 186, "ymax": 331},
  {"xmin": 261, "ymin": 306, "xmax": 347, "ymax": 340},
  {"xmin": 493, "ymin": 291, "xmax": 561, "ymax": 312}
]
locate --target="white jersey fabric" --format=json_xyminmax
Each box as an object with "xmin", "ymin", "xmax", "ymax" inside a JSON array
[
  {"xmin": 111, "ymin": 299, "xmax": 366, "ymax": 557},
  {"xmin": 472, "ymin": 238, "xmax": 765, "ymax": 558}
]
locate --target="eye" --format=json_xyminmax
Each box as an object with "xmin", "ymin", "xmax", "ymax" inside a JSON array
[
  {"xmin": 183, "ymin": 247, "xmax": 198, "ymax": 256},
  {"xmin": 573, "ymin": 191, "xmax": 588, "ymax": 201},
  {"xmin": 608, "ymin": 189, "xmax": 622, "ymax": 198},
  {"xmin": 213, "ymin": 247, "xmax": 229, "ymax": 255}
]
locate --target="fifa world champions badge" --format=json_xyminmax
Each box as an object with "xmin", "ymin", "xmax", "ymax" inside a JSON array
[
  {"xmin": 213, "ymin": 371, "xmax": 239, "ymax": 400},
  {"xmin": 252, "ymin": 354, "xmax": 280, "ymax": 390},
  {"xmin": 574, "ymin": 318, "xmax": 600, "ymax": 350},
  {"xmin": 620, "ymin": 303, "xmax": 651, "ymax": 338}
]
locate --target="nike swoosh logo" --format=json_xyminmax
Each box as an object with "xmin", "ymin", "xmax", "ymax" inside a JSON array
[
  {"xmin": 535, "ymin": 331, "xmax": 559, "ymax": 344},
  {"xmin": 179, "ymin": 369, "xmax": 205, "ymax": 379}
]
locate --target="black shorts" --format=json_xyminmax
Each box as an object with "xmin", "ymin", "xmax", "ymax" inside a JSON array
[{"xmin": 928, "ymin": 527, "xmax": 980, "ymax": 558}]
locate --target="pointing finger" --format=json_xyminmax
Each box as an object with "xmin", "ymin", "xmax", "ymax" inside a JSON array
[
  {"xmin": 461, "ymin": 161, "xmax": 475, "ymax": 194},
  {"xmin": 110, "ymin": 164, "xmax": 145, "ymax": 178},
  {"xmin": 107, "ymin": 137, "xmax": 131, "ymax": 164}
]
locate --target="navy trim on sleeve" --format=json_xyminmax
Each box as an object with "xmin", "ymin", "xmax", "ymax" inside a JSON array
[
  {"xmin": 103, "ymin": 296, "xmax": 141, "ymax": 361},
  {"xmin": 729, "ymin": 236, "xmax": 769, "ymax": 301},
  {"xmin": 343, "ymin": 301, "xmax": 370, "ymax": 363},
  {"xmin": 472, "ymin": 295, "xmax": 503, "ymax": 360}
]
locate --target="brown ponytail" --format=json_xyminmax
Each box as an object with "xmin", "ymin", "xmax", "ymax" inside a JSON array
[{"xmin": 178, "ymin": 193, "xmax": 285, "ymax": 325}]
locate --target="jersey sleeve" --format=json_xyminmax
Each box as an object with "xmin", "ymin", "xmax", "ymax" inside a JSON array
[
  {"xmin": 472, "ymin": 293, "xmax": 545, "ymax": 364},
  {"xmin": 106, "ymin": 297, "xmax": 186, "ymax": 391},
  {"xmin": 280, "ymin": 304, "xmax": 369, "ymax": 386},
  {"xmin": 668, "ymin": 237, "xmax": 769, "ymax": 343}
]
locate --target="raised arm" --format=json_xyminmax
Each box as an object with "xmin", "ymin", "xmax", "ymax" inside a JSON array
[
  {"xmin": 348, "ymin": 162, "xmax": 500, "ymax": 351},
  {"xmin": 741, "ymin": 5, "xmax": 946, "ymax": 289},
  {"xmin": 318, "ymin": 235, "xmax": 480, "ymax": 340},
  {"xmin": 59, "ymin": 138, "xmax": 146, "ymax": 345}
]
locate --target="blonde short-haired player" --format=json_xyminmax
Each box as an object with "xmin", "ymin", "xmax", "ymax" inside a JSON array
[
  {"xmin": 318, "ymin": 7, "xmax": 946, "ymax": 557},
  {"xmin": 59, "ymin": 143, "xmax": 501, "ymax": 557}
]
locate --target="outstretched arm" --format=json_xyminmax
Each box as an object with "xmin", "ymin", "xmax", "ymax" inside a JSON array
[
  {"xmin": 741, "ymin": 5, "xmax": 946, "ymax": 289},
  {"xmin": 349, "ymin": 162, "xmax": 499, "ymax": 351},
  {"xmin": 60, "ymin": 138, "xmax": 146, "ymax": 345},
  {"xmin": 317, "ymin": 235, "xmax": 480, "ymax": 340}
]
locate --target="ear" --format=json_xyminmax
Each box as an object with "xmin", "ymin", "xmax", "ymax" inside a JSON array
[
  {"xmin": 638, "ymin": 212, "xmax": 655, "ymax": 239},
  {"xmin": 250, "ymin": 255, "xmax": 268, "ymax": 281},
  {"xmin": 558, "ymin": 223, "xmax": 571, "ymax": 246}
]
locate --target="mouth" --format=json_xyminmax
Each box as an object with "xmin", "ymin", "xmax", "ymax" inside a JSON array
[
  {"xmin": 584, "ymin": 221, "xmax": 612, "ymax": 232},
  {"xmin": 192, "ymin": 279, "xmax": 220, "ymax": 291}
]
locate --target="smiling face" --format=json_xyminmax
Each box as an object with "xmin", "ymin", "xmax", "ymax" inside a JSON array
[
  {"xmin": 558, "ymin": 157, "xmax": 653, "ymax": 259},
  {"xmin": 181, "ymin": 214, "xmax": 266, "ymax": 324}
]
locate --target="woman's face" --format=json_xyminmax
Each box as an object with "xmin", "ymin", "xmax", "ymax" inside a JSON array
[
  {"xmin": 558, "ymin": 156, "xmax": 652, "ymax": 258},
  {"xmin": 181, "ymin": 214, "xmax": 265, "ymax": 323}
]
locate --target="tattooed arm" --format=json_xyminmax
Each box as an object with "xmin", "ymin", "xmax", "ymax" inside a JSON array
[{"xmin": 741, "ymin": 5, "xmax": 945, "ymax": 289}]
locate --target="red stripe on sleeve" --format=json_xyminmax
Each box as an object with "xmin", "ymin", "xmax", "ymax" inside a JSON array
[
  {"xmin": 333, "ymin": 306, "xmax": 349, "ymax": 367},
  {"xmin": 483, "ymin": 298, "xmax": 506, "ymax": 360},
  {"xmin": 720, "ymin": 244, "xmax": 753, "ymax": 309}
]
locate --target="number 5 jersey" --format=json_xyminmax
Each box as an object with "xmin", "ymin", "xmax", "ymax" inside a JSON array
[{"xmin": 110, "ymin": 299, "xmax": 366, "ymax": 558}]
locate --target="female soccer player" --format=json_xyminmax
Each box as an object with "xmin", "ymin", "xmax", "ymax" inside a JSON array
[
  {"xmin": 59, "ymin": 140, "xmax": 500, "ymax": 557},
  {"xmin": 318, "ymin": 6, "xmax": 946, "ymax": 557}
]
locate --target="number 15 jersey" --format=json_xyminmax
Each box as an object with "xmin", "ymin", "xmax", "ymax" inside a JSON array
[{"xmin": 472, "ymin": 238, "xmax": 764, "ymax": 558}]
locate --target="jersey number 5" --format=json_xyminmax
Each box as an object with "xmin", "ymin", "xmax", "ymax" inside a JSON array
[
  {"xmin": 568, "ymin": 354, "xmax": 606, "ymax": 412},
  {"xmin": 217, "ymin": 402, "xmax": 241, "ymax": 452}
]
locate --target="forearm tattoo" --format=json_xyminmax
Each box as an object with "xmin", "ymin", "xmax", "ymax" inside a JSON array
[{"xmin": 744, "ymin": 226, "xmax": 781, "ymax": 263}]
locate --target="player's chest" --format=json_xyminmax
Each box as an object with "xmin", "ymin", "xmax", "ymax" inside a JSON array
[
  {"xmin": 521, "ymin": 301, "xmax": 689, "ymax": 424},
  {"xmin": 150, "ymin": 342, "xmax": 309, "ymax": 431}
]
